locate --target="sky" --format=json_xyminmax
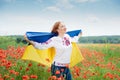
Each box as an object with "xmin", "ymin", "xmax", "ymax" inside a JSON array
[{"xmin": 0, "ymin": 0, "xmax": 120, "ymax": 36}]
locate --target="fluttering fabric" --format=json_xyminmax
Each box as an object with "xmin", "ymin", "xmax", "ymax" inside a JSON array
[{"xmin": 21, "ymin": 30, "xmax": 84, "ymax": 67}]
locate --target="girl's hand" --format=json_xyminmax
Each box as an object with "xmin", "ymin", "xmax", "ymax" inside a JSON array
[
  {"xmin": 24, "ymin": 34, "xmax": 34, "ymax": 45},
  {"xmin": 78, "ymin": 31, "xmax": 82, "ymax": 38},
  {"xmin": 24, "ymin": 34, "xmax": 29, "ymax": 42}
]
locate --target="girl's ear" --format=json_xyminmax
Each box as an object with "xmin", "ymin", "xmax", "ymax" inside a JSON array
[{"xmin": 57, "ymin": 29, "xmax": 59, "ymax": 33}]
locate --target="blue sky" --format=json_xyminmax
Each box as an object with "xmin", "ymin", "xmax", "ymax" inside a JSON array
[{"xmin": 0, "ymin": 0, "xmax": 120, "ymax": 36}]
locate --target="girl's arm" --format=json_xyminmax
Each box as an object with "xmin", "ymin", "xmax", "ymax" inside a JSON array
[
  {"xmin": 24, "ymin": 34, "xmax": 55, "ymax": 49},
  {"xmin": 24, "ymin": 34, "xmax": 35, "ymax": 45},
  {"xmin": 33, "ymin": 38, "xmax": 54, "ymax": 49}
]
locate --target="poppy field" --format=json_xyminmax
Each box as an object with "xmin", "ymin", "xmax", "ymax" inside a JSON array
[{"xmin": 0, "ymin": 43, "xmax": 120, "ymax": 80}]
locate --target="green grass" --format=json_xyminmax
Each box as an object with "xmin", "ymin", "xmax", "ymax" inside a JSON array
[
  {"xmin": 0, "ymin": 37, "xmax": 120, "ymax": 80},
  {"xmin": 0, "ymin": 36, "xmax": 26, "ymax": 49}
]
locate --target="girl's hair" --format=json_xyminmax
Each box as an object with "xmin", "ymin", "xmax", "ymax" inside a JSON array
[{"xmin": 51, "ymin": 21, "xmax": 61, "ymax": 35}]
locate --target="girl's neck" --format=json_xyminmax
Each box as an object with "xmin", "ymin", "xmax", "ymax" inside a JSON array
[{"xmin": 58, "ymin": 33, "xmax": 64, "ymax": 38}]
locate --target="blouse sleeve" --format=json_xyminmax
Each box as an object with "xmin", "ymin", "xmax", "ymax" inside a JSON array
[
  {"xmin": 33, "ymin": 37, "xmax": 55, "ymax": 49},
  {"xmin": 71, "ymin": 36, "xmax": 79, "ymax": 42}
]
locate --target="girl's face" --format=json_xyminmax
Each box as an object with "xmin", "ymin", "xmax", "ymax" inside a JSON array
[{"xmin": 57, "ymin": 22, "xmax": 67, "ymax": 34}]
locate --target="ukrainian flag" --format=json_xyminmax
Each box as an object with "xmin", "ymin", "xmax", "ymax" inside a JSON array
[{"xmin": 21, "ymin": 30, "xmax": 84, "ymax": 67}]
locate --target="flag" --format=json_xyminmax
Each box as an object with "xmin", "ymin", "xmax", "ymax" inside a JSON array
[{"xmin": 21, "ymin": 30, "xmax": 84, "ymax": 67}]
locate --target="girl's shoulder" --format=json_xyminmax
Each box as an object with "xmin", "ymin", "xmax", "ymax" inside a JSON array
[
  {"xmin": 64, "ymin": 33, "xmax": 70, "ymax": 38},
  {"xmin": 51, "ymin": 36, "xmax": 59, "ymax": 40}
]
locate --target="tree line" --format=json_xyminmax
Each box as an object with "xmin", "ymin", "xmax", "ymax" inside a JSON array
[
  {"xmin": 15, "ymin": 35, "xmax": 120, "ymax": 44},
  {"xmin": 0, "ymin": 35, "xmax": 120, "ymax": 46},
  {"xmin": 79, "ymin": 35, "xmax": 120, "ymax": 44}
]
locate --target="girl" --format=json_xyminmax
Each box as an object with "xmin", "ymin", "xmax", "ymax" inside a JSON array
[{"xmin": 24, "ymin": 21, "xmax": 82, "ymax": 80}]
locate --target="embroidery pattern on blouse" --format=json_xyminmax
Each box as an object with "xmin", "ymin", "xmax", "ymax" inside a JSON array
[{"xmin": 63, "ymin": 37, "xmax": 70, "ymax": 46}]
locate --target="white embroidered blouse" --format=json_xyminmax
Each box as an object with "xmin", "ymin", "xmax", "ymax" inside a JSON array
[{"xmin": 33, "ymin": 34, "xmax": 79, "ymax": 64}]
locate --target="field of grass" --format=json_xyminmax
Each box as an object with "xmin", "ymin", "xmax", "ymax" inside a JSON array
[
  {"xmin": 0, "ymin": 36, "xmax": 25, "ymax": 49},
  {"xmin": 0, "ymin": 37, "xmax": 120, "ymax": 80}
]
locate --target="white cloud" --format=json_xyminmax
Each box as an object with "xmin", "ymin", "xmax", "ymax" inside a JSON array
[
  {"xmin": 44, "ymin": 6, "xmax": 61, "ymax": 12},
  {"xmin": 55, "ymin": 0, "xmax": 74, "ymax": 9},
  {"xmin": 42, "ymin": 0, "xmax": 74, "ymax": 13},
  {"xmin": 0, "ymin": 15, "xmax": 53, "ymax": 35},
  {"xmin": 38, "ymin": 0, "xmax": 74, "ymax": 13},
  {"xmin": 4, "ymin": 0, "xmax": 16, "ymax": 3},
  {"xmin": 0, "ymin": 12, "xmax": 120, "ymax": 36},
  {"xmin": 43, "ymin": 0, "xmax": 74, "ymax": 13},
  {"xmin": 74, "ymin": 0, "xmax": 97, "ymax": 3},
  {"xmin": 34, "ymin": 0, "xmax": 43, "ymax": 3},
  {"xmin": 87, "ymin": 15, "xmax": 100, "ymax": 23}
]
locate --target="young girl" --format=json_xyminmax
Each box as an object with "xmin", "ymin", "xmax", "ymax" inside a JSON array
[{"xmin": 24, "ymin": 21, "xmax": 82, "ymax": 80}]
